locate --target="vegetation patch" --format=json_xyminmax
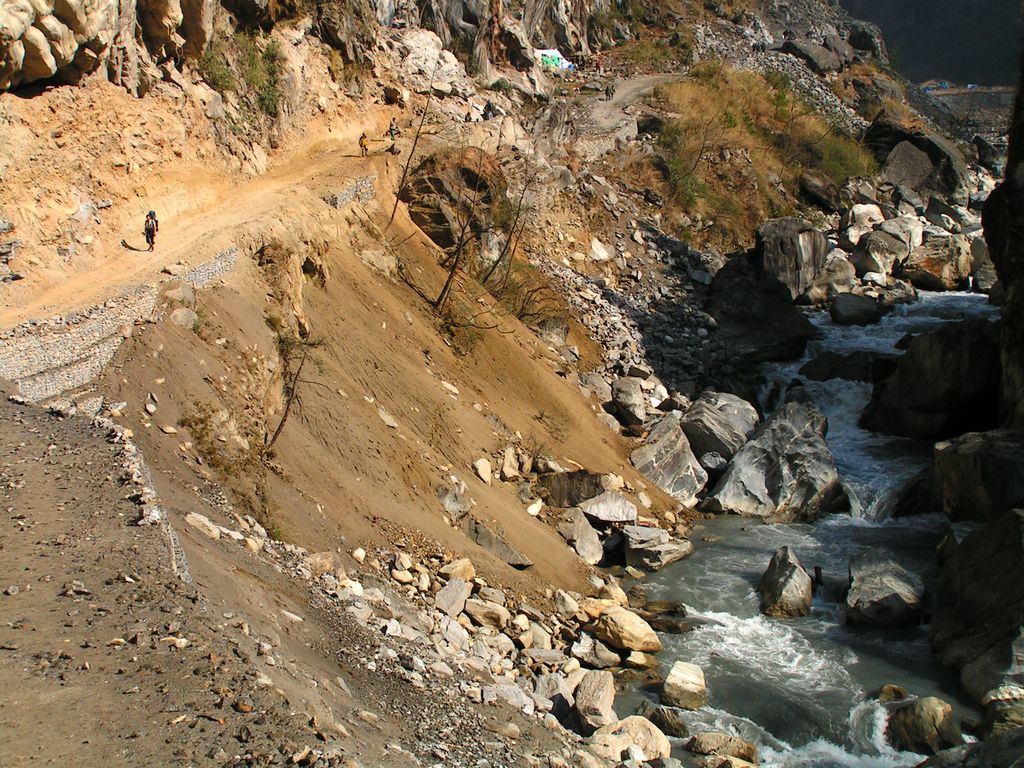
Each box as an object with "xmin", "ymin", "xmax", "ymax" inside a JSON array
[{"xmin": 651, "ymin": 63, "xmax": 877, "ymax": 248}]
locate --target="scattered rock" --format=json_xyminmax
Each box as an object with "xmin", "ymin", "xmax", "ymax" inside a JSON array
[
  {"xmin": 574, "ymin": 670, "xmax": 618, "ymax": 733},
  {"xmin": 591, "ymin": 606, "xmax": 662, "ymax": 653},
  {"xmin": 887, "ymin": 697, "xmax": 963, "ymax": 755}
]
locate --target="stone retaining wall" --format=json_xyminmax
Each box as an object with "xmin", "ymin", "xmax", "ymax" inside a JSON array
[
  {"xmin": 0, "ymin": 248, "xmax": 238, "ymax": 403},
  {"xmin": 323, "ymin": 174, "xmax": 377, "ymax": 208}
]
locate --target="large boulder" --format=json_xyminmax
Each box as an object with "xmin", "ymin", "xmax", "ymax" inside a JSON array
[
  {"xmin": 755, "ymin": 217, "xmax": 829, "ymax": 300},
  {"xmin": 610, "ymin": 377, "xmax": 648, "ymax": 426},
  {"xmin": 579, "ymin": 491, "xmax": 638, "ymax": 524},
  {"xmin": 536, "ymin": 470, "xmax": 606, "ymax": 507},
  {"xmin": 860, "ymin": 319, "xmax": 1002, "ymax": 440},
  {"xmin": 571, "ymin": 632, "xmax": 622, "ymax": 669},
  {"xmin": 662, "ymin": 661, "xmax": 707, "ymax": 710},
  {"xmin": 574, "ymin": 670, "xmax": 617, "ymax": 734},
  {"xmin": 851, "ymin": 231, "xmax": 908, "ymax": 278},
  {"xmin": 933, "ymin": 431, "xmax": 1024, "ymax": 523},
  {"xmin": 623, "ymin": 525, "xmax": 694, "ymax": 571},
  {"xmin": 830, "ymin": 293, "xmax": 890, "ymax": 325},
  {"xmin": 401, "ymin": 147, "xmax": 509, "ymax": 255},
  {"xmin": 758, "ymin": 546, "xmax": 814, "ymax": 618},
  {"xmin": 460, "ymin": 518, "xmax": 534, "ymax": 569},
  {"xmin": 708, "ymin": 256, "xmax": 817, "ymax": 363},
  {"xmin": 799, "ymin": 350, "xmax": 899, "ymax": 383},
  {"xmin": 801, "ymin": 249, "xmax": 857, "ymax": 305},
  {"xmin": 704, "ymin": 402, "xmax": 846, "ymax": 523},
  {"xmin": 591, "ymin": 606, "xmax": 663, "ymax": 653},
  {"xmin": 865, "ymin": 110, "xmax": 969, "ymax": 204},
  {"xmin": 588, "ymin": 716, "xmax": 672, "ymax": 762},
  {"xmin": 902, "ymin": 232, "xmax": 974, "ymax": 291},
  {"xmin": 886, "ymin": 697, "xmax": 964, "ymax": 755},
  {"xmin": 687, "ymin": 732, "xmax": 759, "ymax": 763},
  {"xmin": 644, "ymin": 705, "xmax": 690, "ymax": 737},
  {"xmin": 882, "ymin": 141, "xmax": 938, "ymax": 191},
  {"xmin": 845, "ymin": 553, "xmax": 925, "ymax": 628},
  {"xmin": 841, "ymin": 203, "xmax": 886, "ymax": 248},
  {"xmin": 630, "ymin": 412, "xmax": 708, "ymax": 506},
  {"xmin": 557, "ymin": 508, "xmax": 605, "ymax": 564},
  {"xmin": 931, "ymin": 510, "xmax": 1024, "ymax": 728},
  {"xmin": 680, "ymin": 392, "xmax": 760, "ymax": 462},
  {"xmin": 781, "ymin": 39, "xmax": 842, "ymax": 74}
]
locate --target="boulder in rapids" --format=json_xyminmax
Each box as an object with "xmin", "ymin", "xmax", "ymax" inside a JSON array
[
  {"xmin": 851, "ymin": 231, "xmax": 908, "ymax": 278},
  {"xmin": 901, "ymin": 232, "xmax": 974, "ymax": 291},
  {"xmin": 708, "ymin": 255, "xmax": 817, "ymax": 363},
  {"xmin": 914, "ymin": 726, "xmax": 1024, "ymax": 768},
  {"xmin": 845, "ymin": 553, "xmax": 924, "ymax": 628},
  {"xmin": 758, "ymin": 546, "xmax": 814, "ymax": 618},
  {"xmin": 662, "ymin": 660, "xmax": 707, "ymax": 710},
  {"xmin": 687, "ymin": 731, "xmax": 759, "ymax": 763},
  {"xmin": 830, "ymin": 293, "xmax": 890, "ymax": 325},
  {"xmin": 801, "ymin": 249, "xmax": 858, "ymax": 305},
  {"xmin": 799, "ymin": 350, "xmax": 899, "ymax": 383},
  {"xmin": 703, "ymin": 402, "xmax": 846, "ymax": 523},
  {"xmin": 886, "ymin": 697, "xmax": 964, "ymax": 755}
]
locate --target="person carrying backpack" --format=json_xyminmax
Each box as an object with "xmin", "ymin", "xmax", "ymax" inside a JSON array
[
  {"xmin": 359, "ymin": 131, "xmax": 370, "ymax": 157},
  {"xmin": 144, "ymin": 211, "xmax": 159, "ymax": 252}
]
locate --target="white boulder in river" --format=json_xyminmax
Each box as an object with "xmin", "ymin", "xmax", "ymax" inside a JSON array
[
  {"xmin": 757, "ymin": 546, "xmax": 814, "ymax": 617},
  {"xmin": 661, "ymin": 660, "xmax": 707, "ymax": 709},
  {"xmin": 703, "ymin": 402, "xmax": 846, "ymax": 523},
  {"xmin": 845, "ymin": 553, "xmax": 924, "ymax": 628}
]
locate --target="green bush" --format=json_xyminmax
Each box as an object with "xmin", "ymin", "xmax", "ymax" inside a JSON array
[
  {"xmin": 237, "ymin": 33, "xmax": 284, "ymax": 117},
  {"xmin": 198, "ymin": 42, "xmax": 235, "ymax": 93},
  {"xmin": 817, "ymin": 133, "xmax": 878, "ymax": 182}
]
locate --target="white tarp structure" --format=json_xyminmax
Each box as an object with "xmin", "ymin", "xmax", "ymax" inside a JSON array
[{"xmin": 536, "ymin": 48, "xmax": 575, "ymax": 71}]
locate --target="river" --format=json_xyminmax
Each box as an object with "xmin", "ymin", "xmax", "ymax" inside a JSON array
[{"xmin": 619, "ymin": 292, "xmax": 999, "ymax": 766}]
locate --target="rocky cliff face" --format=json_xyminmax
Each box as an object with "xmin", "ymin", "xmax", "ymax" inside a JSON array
[
  {"xmin": 0, "ymin": 0, "xmax": 378, "ymax": 94},
  {"xmin": 0, "ymin": 0, "xmax": 216, "ymax": 93},
  {"xmin": 983, "ymin": 54, "xmax": 1024, "ymax": 429}
]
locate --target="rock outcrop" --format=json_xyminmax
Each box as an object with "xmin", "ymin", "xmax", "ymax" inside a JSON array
[
  {"xmin": 931, "ymin": 510, "xmax": 1024, "ymax": 730},
  {"xmin": 623, "ymin": 525, "xmax": 693, "ymax": 571},
  {"xmin": 933, "ymin": 431, "xmax": 1024, "ymax": 523},
  {"xmin": 861, "ymin": 319, "xmax": 1002, "ymax": 440},
  {"xmin": 704, "ymin": 402, "xmax": 846, "ymax": 523},
  {"xmin": 983, "ymin": 51, "xmax": 1024, "ymax": 429}
]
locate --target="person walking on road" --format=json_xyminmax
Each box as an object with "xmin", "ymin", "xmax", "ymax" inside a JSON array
[
  {"xmin": 359, "ymin": 131, "xmax": 369, "ymax": 157},
  {"xmin": 144, "ymin": 211, "xmax": 159, "ymax": 252}
]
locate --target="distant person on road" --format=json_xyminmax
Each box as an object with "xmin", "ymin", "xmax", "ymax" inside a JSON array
[
  {"xmin": 359, "ymin": 131, "xmax": 369, "ymax": 157},
  {"xmin": 385, "ymin": 117, "xmax": 401, "ymax": 142},
  {"xmin": 605, "ymin": 82, "xmax": 615, "ymax": 101},
  {"xmin": 144, "ymin": 211, "xmax": 158, "ymax": 252}
]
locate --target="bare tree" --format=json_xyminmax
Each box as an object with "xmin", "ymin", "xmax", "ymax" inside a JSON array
[
  {"xmin": 263, "ymin": 332, "xmax": 323, "ymax": 456},
  {"xmin": 389, "ymin": 61, "xmax": 440, "ymax": 227}
]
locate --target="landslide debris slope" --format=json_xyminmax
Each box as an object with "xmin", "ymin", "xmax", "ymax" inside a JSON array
[{"xmin": 1, "ymin": 0, "xmax": 1020, "ymax": 765}]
